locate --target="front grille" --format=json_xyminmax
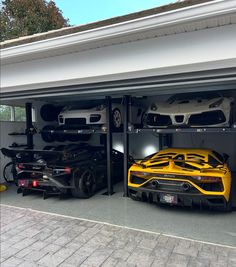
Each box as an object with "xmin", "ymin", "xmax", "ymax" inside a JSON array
[
  {"xmin": 189, "ymin": 110, "xmax": 226, "ymax": 126},
  {"xmin": 90, "ymin": 114, "xmax": 101, "ymax": 123},
  {"xmin": 175, "ymin": 115, "xmax": 184, "ymax": 123},
  {"xmin": 146, "ymin": 113, "xmax": 172, "ymax": 127},
  {"xmin": 65, "ymin": 118, "xmax": 86, "ymax": 125}
]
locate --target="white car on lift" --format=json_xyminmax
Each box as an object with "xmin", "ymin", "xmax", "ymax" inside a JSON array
[
  {"xmin": 58, "ymin": 103, "xmax": 144, "ymax": 130},
  {"xmin": 144, "ymin": 93, "xmax": 234, "ymax": 128}
]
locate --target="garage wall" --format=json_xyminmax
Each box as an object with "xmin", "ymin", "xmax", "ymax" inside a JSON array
[{"xmin": 0, "ymin": 100, "xmax": 48, "ymax": 182}]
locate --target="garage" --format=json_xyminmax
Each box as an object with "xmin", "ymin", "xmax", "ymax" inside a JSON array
[{"xmin": 1, "ymin": 0, "xmax": 236, "ymax": 250}]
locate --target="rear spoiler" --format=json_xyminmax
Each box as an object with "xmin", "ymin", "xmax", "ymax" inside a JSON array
[{"xmin": 0, "ymin": 148, "xmax": 63, "ymax": 162}]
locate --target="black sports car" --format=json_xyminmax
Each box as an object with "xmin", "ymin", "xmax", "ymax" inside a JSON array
[{"xmin": 1, "ymin": 144, "xmax": 123, "ymax": 199}]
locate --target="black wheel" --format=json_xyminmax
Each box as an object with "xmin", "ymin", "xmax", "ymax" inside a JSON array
[
  {"xmin": 224, "ymin": 190, "xmax": 232, "ymax": 212},
  {"xmin": 41, "ymin": 125, "xmax": 56, "ymax": 143},
  {"xmin": 3, "ymin": 161, "xmax": 17, "ymax": 184},
  {"xmin": 66, "ymin": 126, "xmax": 86, "ymax": 142},
  {"xmin": 112, "ymin": 108, "xmax": 122, "ymax": 130},
  {"xmin": 54, "ymin": 126, "xmax": 67, "ymax": 142},
  {"xmin": 71, "ymin": 169, "xmax": 96, "ymax": 198},
  {"xmin": 40, "ymin": 104, "xmax": 57, "ymax": 121}
]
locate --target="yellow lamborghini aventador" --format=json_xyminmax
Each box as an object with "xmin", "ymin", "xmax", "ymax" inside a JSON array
[{"xmin": 128, "ymin": 148, "xmax": 233, "ymax": 211}]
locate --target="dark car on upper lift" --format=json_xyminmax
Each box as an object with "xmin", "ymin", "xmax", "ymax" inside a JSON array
[{"xmin": 1, "ymin": 144, "xmax": 124, "ymax": 199}]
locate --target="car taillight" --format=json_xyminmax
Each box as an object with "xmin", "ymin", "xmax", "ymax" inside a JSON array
[
  {"xmin": 192, "ymin": 176, "xmax": 221, "ymax": 182},
  {"xmin": 64, "ymin": 167, "xmax": 71, "ymax": 174},
  {"xmin": 32, "ymin": 180, "xmax": 38, "ymax": 187},
  {"xmin": 130, "ymin": 171, "xmax": 152, "ymax": 178}
]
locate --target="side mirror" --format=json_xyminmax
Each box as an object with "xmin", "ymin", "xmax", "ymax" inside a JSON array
[{"xmin": 222, "ymin": 153, "xmax": 229, "ymax": 163}]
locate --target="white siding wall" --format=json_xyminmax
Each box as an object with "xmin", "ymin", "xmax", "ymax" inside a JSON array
[{"xmin": 2, "ymin": 24, "xmax": 236, "ymax": 93}]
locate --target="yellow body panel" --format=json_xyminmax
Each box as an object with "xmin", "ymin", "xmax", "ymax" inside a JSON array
[{"xmin": 128, "ymin": 148, "xmax": 232, "ymax": 201}]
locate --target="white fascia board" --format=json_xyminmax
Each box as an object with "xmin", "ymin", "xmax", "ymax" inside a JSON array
[{"xmin": 1, "ymin": 0, "xmax": 236, "ymax": 61}]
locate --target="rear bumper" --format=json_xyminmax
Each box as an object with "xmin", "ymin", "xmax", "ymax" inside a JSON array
[{"xmin": 128, "ymin": 186, "xmax": 228, "ymax": 208}]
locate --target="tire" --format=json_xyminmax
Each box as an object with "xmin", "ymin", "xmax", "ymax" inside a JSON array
[
  {"xmin": 224, "ymin": 190, "xmax": 232, "ymax": 212},
  {"xmin": 54, "ymin": 126, "xmax": 67, "ymax": 142},
  {"xmin": 41, "ymin": 125, "xmax": 56, "ymax": 143},
  {"xmin": 112, "ymin": 108, "xmax": 122, "ymax": 130},
  {"xmin": 3, "ymin": 162, "xmax": 17, "ymax": 184},
  {"xmin": 40, "ymin": 104, "xmax": 57, "ymax": 121},
  {"xmin": 71, "ymin": 169, "xmax": 96, "ymax": 198},
  {"xmin": 65, "ymin": 126, "xmax": 89, "ymax": 142}
]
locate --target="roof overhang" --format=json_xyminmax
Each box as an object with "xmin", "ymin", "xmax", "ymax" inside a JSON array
[{"xmin": 1, "ymin": 0, "xmax": 236, "ymax": 65}]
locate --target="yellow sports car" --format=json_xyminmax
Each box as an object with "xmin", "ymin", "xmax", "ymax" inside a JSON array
[{"xmin": 128, "ymin": 148, "xmax": 233, "ymax": 211}]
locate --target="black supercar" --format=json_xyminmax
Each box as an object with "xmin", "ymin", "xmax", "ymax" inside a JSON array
[{"xmin": 1, "ymin": 144, "xmax": 123, "ymax": 199}]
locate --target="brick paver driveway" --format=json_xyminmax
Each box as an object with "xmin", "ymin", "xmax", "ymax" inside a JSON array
[{"xmin": 0, "ymin": 205, "xmax": 235, "ymax": 267}]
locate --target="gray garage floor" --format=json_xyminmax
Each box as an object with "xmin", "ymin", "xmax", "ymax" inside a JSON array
[{"xmin": 0, "ymin": 184, "xmax": 236, "ymax": 247}]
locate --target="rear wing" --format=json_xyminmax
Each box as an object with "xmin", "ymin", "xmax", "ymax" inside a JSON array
[{"xmin": 1, "ymin": 148, "xmax": 63, "ymax": 163}]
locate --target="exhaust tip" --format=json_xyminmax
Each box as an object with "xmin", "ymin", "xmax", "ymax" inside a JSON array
[{"xmin": 151, "ymin": 180, "xmax": 159, "ymax": 189}]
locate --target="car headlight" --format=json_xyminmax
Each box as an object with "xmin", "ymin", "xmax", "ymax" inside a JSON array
[
  {"xmin": 96, "ymin": 105, "xmax": 105, "ymax": 111},
  {"xmin": 151, "ymin": 103, "xmax": 158, "ymax": 111},
  {"xmin": 209, "ymin": 98, "xmax": 223, "ymax": 108}
]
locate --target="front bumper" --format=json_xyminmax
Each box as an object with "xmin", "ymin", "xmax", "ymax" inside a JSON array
[{"xmin": 128, "ymin": 186, "xmax": 228, "ymax": 208}]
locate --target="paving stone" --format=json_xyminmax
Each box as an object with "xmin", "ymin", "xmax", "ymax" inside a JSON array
[
  {"xmin": 1, "ymin": 247, "xmax": 21, "ymax": 260},
  {"xmin": 151, "ymin": 246, "xmax": 171, "ymax": 259},
  {"xmin": 197, "ymin": 251, "xmax": 217, "ymax": 262},
  {"xmin": 15, "ymin": 247, "xmax": 33, "ymax": 259},
  {"xmin": 65, "ymin": 243, "xmax": 97, "ymax": 266},
  {"xmin": 1, "ymin": 256, "xmax": 24, "ymax": 267},
  {"xmin": 188, "ymin": 257, "xmax": 210, "ymax": 267},
  {"xmin": 101, "ymin": 257, "xmax": 118, "ymax": 267},
  {"xmin": 139, "ymin": 238, "xmax": 158, "ymax": 250},
  {"xmin": 25, "ymin": 249, "xmax": 49, "ymax": 262},
  {"xmin": 114, "ymin": 259, "xmax": 136, "ymax": 267},
  {"xmin": 127, "ymin": 247, "xmax": 155, "ymax": 267},
  {"xmin": 53, "ymin": 235, "xmax": 74, "ymax": 246},
  {"xmin": 173, "ymin": 245, "xmax": 198, "ymax": 257},
  {"xmin": 107, "ymin": 239, "xmax": 127, "ymax": 249},
  {"xmin": 42, "ymin": 243, "xmax": 62, "ymax": 253},
  {"xmin": 112, "ymin": 249, "xmax": 130, "ymax": 260},
  {"xmin": 38, "ymin": 254, "xmax": 65, "ymax": 267},
  {"xmin": 18, "ymin": 261, "xmax": 39, "ymax": 267},
  {"xmin": 80, "ymin": 248, "xmax": 113, "ymax": 266},
  {"xmin": 12, "ymin": 237, "xmax": 37, "ymax": 250},
  {"xmin": 58, "ymin": 263, "xmax": 75, "ymax": 267},
  {"xmin": 201, "ymin": 244, "xmax": 216, "ymax": 253},
  {"xmin": 166, "ymin": 253, "xmax": 190, "ymax": 267},
  {"xmin": 53, "ymin": 247, "xmax": 77, "ymax": 261},
  {"xmin": 151, "ymin": 259, "xmax": 166, "ymax": 267}
]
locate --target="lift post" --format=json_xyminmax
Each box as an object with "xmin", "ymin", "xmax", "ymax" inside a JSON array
[
  {"xmin": 106, "ymin": 96, "xmax": 113, "ymax": 195},
  {"xmin": 25, "ymin": 102, "xmax": 34, "ymax": 149},
  {"xmin": 123, "ymin": 95, "xmax": 130, "ymax": 197}
]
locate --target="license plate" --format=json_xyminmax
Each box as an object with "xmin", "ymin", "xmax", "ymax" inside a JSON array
[
  {"xmin": 160, "ymin": 193, "xmax": 178, "ymax": 204},
  {"xmin": 18, "ymin": 180, "xmax": 29, "ymax": 187}
]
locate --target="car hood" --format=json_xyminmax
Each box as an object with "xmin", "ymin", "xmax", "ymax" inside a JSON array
[{"xmin": 149, "ymin": 97, "xmax": 223, "ymax": 114}]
